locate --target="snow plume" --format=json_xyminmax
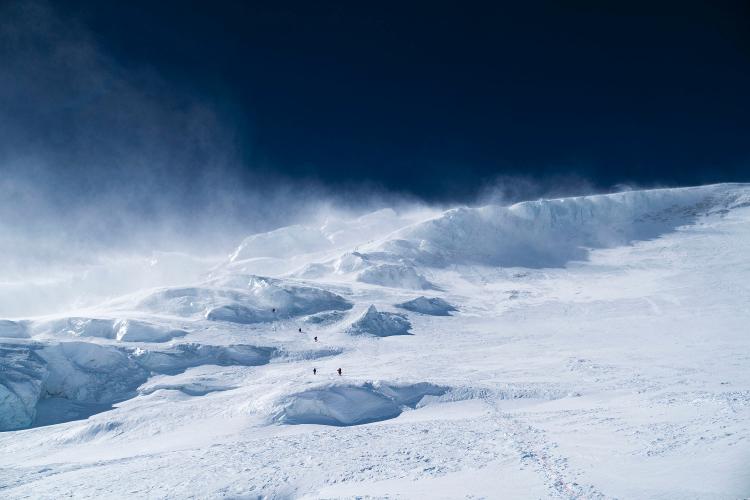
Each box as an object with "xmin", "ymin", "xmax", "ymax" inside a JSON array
[
  {"xmin": 0, "ymin": 1, "xmax": 429, "ymax": 315},
  {"xmin": 0, "ymin": 1, "xmax": 685, "ymax": 318},
  {"xmin": 0, "ymin": 0, "xmax": 269, "ymax": 259}
]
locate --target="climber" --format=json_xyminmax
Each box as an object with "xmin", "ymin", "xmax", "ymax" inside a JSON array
[
  {"xmin": 313, "ymin": 368, "xmax": 317, "ymax": 375},
  {"xmin": 337, "ymin": 368, "xmax": 342, "ymax": 376},
  {"xmin": 298, "ymin": 327, "xmax": 302, "ymax": 333},
  {"xmin": 314, "ymin": 336, "xmax": 318, "ymax": 342}
]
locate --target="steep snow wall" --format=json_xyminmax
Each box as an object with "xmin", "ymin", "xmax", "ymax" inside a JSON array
[
  {"xmin": 228, "ymin": 209, "xmax": 427, "ymax": 263},
  {"xmin": 0, "ymin": 343, "xmax": 47, "ymax": 431},
  {"xmin": 0, "ymin": 341, "xmax": 281, "ymax": 431}
]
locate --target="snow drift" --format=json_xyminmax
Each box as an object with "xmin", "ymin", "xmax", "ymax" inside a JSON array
[{"xmin": 274, "ymin": 382, "xmax": 448, "ymax": 426}]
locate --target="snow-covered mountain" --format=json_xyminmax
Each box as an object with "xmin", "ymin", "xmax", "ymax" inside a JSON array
[{"xmin": 2, "ymin": 184, "xmax": 749, "ymax": 498}]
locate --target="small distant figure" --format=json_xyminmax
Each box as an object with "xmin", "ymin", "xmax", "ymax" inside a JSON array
[
  {"xmin": 313, "ymin": 368, "xmax": 317, "ymax": 375},
  {"xmin": 337, "ymin": 368, "xmax": 342, "ymax": 376},
  {"xmin": 298, "ymin": 327, "xmax": 302, "ymax": 333},
  {"xmin": 272, "ymin": 308, "xmax": 276, "ymax": 313},
  {"xmin": 314, "ymin": 336, "xmax": 318, "ymax": 342}
]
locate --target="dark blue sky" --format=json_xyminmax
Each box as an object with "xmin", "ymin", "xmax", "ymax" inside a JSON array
[{"xmin": 7, "ymin": 0, "xmax": 750, "ymax": 202}]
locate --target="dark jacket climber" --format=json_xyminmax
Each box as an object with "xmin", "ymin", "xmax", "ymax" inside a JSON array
[
  {"xmin": 313, "ymin": 368, "xmax": 317, "ymax": 375},
  {"xmin": 337, "ymin": 368, "xmax": 342, "ymax": 376},
  {"xmin": 298, "ymin": 327, "xmax": 302, "ymax": 333},
  {"xmin": 314, "ymin": 336, "xmax": 318, "ymax": 342}
]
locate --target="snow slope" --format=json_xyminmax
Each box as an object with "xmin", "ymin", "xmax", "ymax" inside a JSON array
[{"xmin": 1, "ymin": 184, "xmax": 749, "ymax": 498}]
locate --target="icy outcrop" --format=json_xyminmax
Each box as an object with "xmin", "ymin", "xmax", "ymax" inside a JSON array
[
  {"xmin": 137, "ymin": 276, "xmax": 351, "ymax": 324},
  {"xmin": 274, "ymin": 382, "xmax": 448, "ymax": 426},
  {"xmin": 395, "ymin": 296, "xmax": 457, "ymax": 316},
  {"xmin": 371, "ymin": 184, "xmax": 750, "ymax": 269},
  {"xmin": 346, "ymin": 306, "xmax": 411, "ymax": 337},
  {"xmin": 0, "ymin": 320, "xmax": 29, "ymax": 338},
  {"xmin": 357, "ymin": 263, "xmax": 436, "ymax": 290}
]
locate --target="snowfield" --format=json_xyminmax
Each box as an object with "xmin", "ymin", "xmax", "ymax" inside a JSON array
[{"xmin": 1, "ymin": 184, "xmax": 750, "ymax": 498}]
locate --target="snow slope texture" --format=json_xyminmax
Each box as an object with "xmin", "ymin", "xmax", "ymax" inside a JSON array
[{"xmin": 2, "ymin": 184, "xmax": 750, "ymax": 499}]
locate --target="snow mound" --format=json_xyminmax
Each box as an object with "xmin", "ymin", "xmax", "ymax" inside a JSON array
[
  {"xmin": 346, "ymin": 306, "xmax": 412, "ymax": 337},
  {"xmin": 0, "ymin": 320, "xmax": 29, "ymax": 338},
  {"xmin": 137, "ymin": 276, "xmax": 351, "ymax": 323},
  {"xmin": 357, "ymin": 263, "xmax": 437, "ymax": 290},
  {"xmin": 395, "ymin": 296, "xmax": 458, "ymax": 316},
  {"xmin": 131, "ymin": 343, "xmax": 277, "ymax": 375},
  {"xmin": 372, "ymin": 184, "xmax": 750, "ymax": 268},
  {"xmin": 274, "ymin": 382, "xmax": 448, "ymax": 426}
]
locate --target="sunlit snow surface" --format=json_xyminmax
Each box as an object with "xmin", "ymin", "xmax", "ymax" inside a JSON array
[{"xmin": 1, "ymin": 184, "xmax": 750, "ymax": 498}]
